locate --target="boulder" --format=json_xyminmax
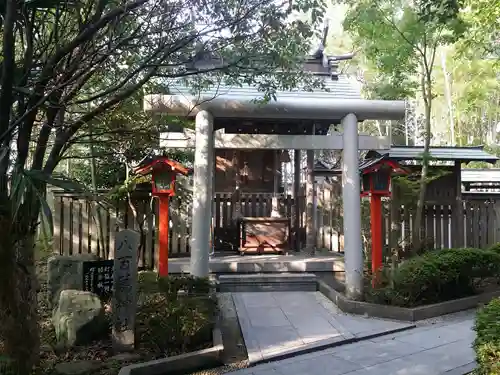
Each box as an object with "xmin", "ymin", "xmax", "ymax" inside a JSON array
[
  {"xmin": 52, "ymin": 289, "xmax": 109, "ymax": 349},
  {"xmin": 47, "ymin": 254, "xmax": 98, "ymax": 307}
]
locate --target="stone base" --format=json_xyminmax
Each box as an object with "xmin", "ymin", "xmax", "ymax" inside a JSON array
[
  {"xmin": 118, "ymin": 327, "xmax": 223, "ymax": 375},
  {"xmin": 318, "ymin": 279, "xmax": 500, "ymax": 321},
  {"xmin": 168, "ymin": 254, "xmax": 345, "ymax": 273}
]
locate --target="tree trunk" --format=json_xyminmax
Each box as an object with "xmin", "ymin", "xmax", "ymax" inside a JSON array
[
  {"xmin": 0, "ymin": 212, "xmax": 40, "ymax": 374},
  {"xmin": 440, "ymin": 49, "xmax": 455, "ymax": 145},
  {"xmin": 389, "ymin": 182, "xmax": 401, "ymax": 252},
  {"xmin": 412, "ymin": 67, "xmax": 433, "ymax": 252},
  {"xmin": 89, "ymin": 125, "xmax": 107, "ymax": 257}
]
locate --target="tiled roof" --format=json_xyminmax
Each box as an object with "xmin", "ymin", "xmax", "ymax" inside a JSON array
[{"xmin": 166, "ymin": 74, "xmax": 362, "ymax": 101}]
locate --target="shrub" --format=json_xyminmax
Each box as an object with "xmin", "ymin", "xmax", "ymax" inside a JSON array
[
  {"xmin": 157, "ymin": 275, "xmax": 212, "ymax": 300},
  {"xmin": 136, "ymin": 275, "xmax": 216, "ymax": 355},
  {"xmin": 474, "ymin": 298, "xmax": 500, "ymax": 375},
  {"xmin": 367, "ymin": 248, "xmax": 500, "ymax": 307},
  {"xmin": 488, "ymin": 242, "xmax": 500, "ymax": 255},
  {"xmin": 0, "ymin": 356, "xmax": 13, "ymax": 375}
]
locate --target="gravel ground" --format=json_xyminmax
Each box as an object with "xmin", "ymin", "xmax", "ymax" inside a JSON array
[
  {"xmin": 414, "ymin": 308, "xmax": 477, "ymax": 327},
  {"xmin": 188, "ymin": 360, "xmax": 249, "ymax": 375}
]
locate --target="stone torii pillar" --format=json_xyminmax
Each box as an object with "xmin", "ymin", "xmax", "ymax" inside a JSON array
[
  {"xmin": 341, "ymin": 113, "xmax": 363, "ymax": 300},
  {"xmin": 190, "ymin": 110, "xmax": 214, "ymax": 277}
]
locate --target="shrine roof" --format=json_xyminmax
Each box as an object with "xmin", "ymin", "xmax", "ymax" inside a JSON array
[
  {"xmin": 145, "ymin": 21, "xmax": 406, "ymax": 121},
  {"xmin": 144, "ymin": 54, "xmax": 405, "ymax": 121},
  {"xmin": 164, "ymin": 73, "xmax": 362, "ymax": 101}
]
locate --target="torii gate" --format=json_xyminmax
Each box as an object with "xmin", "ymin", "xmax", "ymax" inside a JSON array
[{"xmin": 144, "ymin": 90, "xmax": 405, "ymax": 300}]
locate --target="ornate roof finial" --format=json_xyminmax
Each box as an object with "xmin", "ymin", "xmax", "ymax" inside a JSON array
[{"xmin": 312, "ymin": 19, "xmax": 329, "ymax": 60}]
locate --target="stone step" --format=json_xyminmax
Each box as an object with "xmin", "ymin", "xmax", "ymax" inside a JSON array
[
  {"xmin": 216, "ymin": 273, "xmax": 318, "ymax": 292},
  {"xmin": 168, "ymin": 255, "xmax": 345, "ymax": 274}
]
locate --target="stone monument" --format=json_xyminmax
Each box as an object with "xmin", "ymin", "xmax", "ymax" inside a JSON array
[{"xmin": 111, "ymin": 229, "xmax": 140, "ymax": 352}]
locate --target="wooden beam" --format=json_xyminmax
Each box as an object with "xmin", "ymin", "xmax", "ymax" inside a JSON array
[{"xmin": 159, "ymin": 130, "xmax": 390, "ymax": 150}]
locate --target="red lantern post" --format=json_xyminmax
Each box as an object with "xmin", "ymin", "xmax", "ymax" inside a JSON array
[
  {"xmin": 370, "ymin": 194, "xmax": 383, "ymax": 275},
  {"xmin": 361, "ymin": 159, "xmax": 407, "ymax": 285},
  {"xmin": 134, "ymin": 157, "xmax": 190, "ymax": 277}
]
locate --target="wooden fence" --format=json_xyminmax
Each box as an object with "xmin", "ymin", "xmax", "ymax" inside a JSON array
[
  {"xmin": 52, "ymin": 187, "xmax": 500, "ymax": 269},
  {"xmin": 316, "ymin": 197, "xmax": 500, "ymax": 253},
  {"xmin": 52, "ymin": 191, "xmax": 305, "ymax": 269}
]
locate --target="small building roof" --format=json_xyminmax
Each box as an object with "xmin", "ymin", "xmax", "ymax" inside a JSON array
[
  {"xmin": 461, "ymin": 168, "xmax": 500, "ymax": 190},
  {"xmin": 461, "ymin": 168, "xmax": 500, "ymax": 183},
  {"xmin": 366, "ymin": 146, "xmax": 499, "ymax": 164},
  {"xmin": 134, "ymin": 156, "xmax": 190, "ymax": 176},
  {"xmin": 313, "ymin": 154, "xmax": 406, "ymax": 176}
]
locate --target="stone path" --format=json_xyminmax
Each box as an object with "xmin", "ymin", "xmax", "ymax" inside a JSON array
[
  {"xmin": 229, "ymin": 307, "xmax": 476, "ymax": 375},
  {"xmin": 232, "ymin": 292, "xmax": 415, "ymax": 364}
]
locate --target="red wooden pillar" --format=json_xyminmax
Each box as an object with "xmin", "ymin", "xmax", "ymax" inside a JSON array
[
  {"xmin": 370, "ymin": 194, "xmax": 383, "ymax": 282},
  {"xmin": 158, "ymin": 196, "xmax": 170, "ymax": 277}
]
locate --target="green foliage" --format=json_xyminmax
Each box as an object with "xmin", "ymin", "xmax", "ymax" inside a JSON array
[
  {"xmin": 0, "ymin": 355, "xmax": 13, "ymax": 375},
  {"xmin": 66, "ymin": 93, "xmax": 195, "ymax": 190},
  {"xmin": 460, "ymin": 0, "xmax": 500, "ymax": 59},
  {"xmin": 417, "ymin": 0, "xmax": 463, "ymax": 25},
  {"xmin": 343, "ymin": 0, "xmax": 467, "ymax": 102},
  {"xmin": 158, "ymin": 276, "xmax": 212, "ymax": 299},
  {"xmin": 367, "ymin": 248, "xmax": 500, "ymax": 307},
  {"xmin": 474, "ymin": 298, "xmax": 500, "ymax": 375},
  {"xmin": 392, "ymin": 167, "xmax": 450, "ymax": 208},
  {"xmin": 343, "ymin": 0, "xmax": 418, "ymax": 100},
  {"xmin": 488, "ymin": 243, "xmax": 500, "ymax": 255},
  {"xmin": 136, "ymin": 275, "xmax": 216, "ymax": 355}
]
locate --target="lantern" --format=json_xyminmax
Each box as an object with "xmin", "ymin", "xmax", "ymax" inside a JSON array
[
  {"xmin": 361, "ymin": 164, "xmax": 393, "ymax": 196},
  {"xmin": 134, "ymin": 157, "xmax": 190, "ymax": 276},
  {"xmin": 152, "ymin": 169, "xmax": 176, "ymax": 196}
]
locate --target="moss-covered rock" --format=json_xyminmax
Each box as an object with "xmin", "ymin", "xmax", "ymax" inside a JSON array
[{"xmin": 52, "ymin": 289, "xmax": 108, "ymax": 349}]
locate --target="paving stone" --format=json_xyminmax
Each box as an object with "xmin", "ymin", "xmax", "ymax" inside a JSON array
[
  {"xmin": 331, "ymin": 339, "xmax": 425, "ymax": 367},
  {"xmin": 275, "ymin": 353, "xmax": 362, "ymax": 375},
  {"xmin": 239, "ymin": 292, "xmax": 278, "ymax": 308},
  {"xmin": 247, "ymin": 306, "xmax": 290, "ymax": 327},
  {"xmin": 333, "ymin": 314, "xmax": 409, "ymax": 336},
  {"xmin": 290, "ymin": 316, "xmax": 343, "ymax": 343},
  {"xmin": 227, "ymin": 298, "xmax": 476, "ymax": 375},
  {"xmin": 359, "ymin": 357, "xmax": 431, "ymax": 375},
  {"xmin": 405, "ymin": 340, "xmax": 475, "ymax": 373},
  {"xmin": 233, "ymin": 292, "xmax": 415, "ymax": 365},
  {"xmin": 253, "ymin": 325, "xmax": 303, "ymax": 354},
  {"xmin": 272, "ymin": 291, "xmax": 320, "ymax": 308},
  {"xmin": 391, "ymin": 325, "xmax": 464, "ymax": 349}
]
